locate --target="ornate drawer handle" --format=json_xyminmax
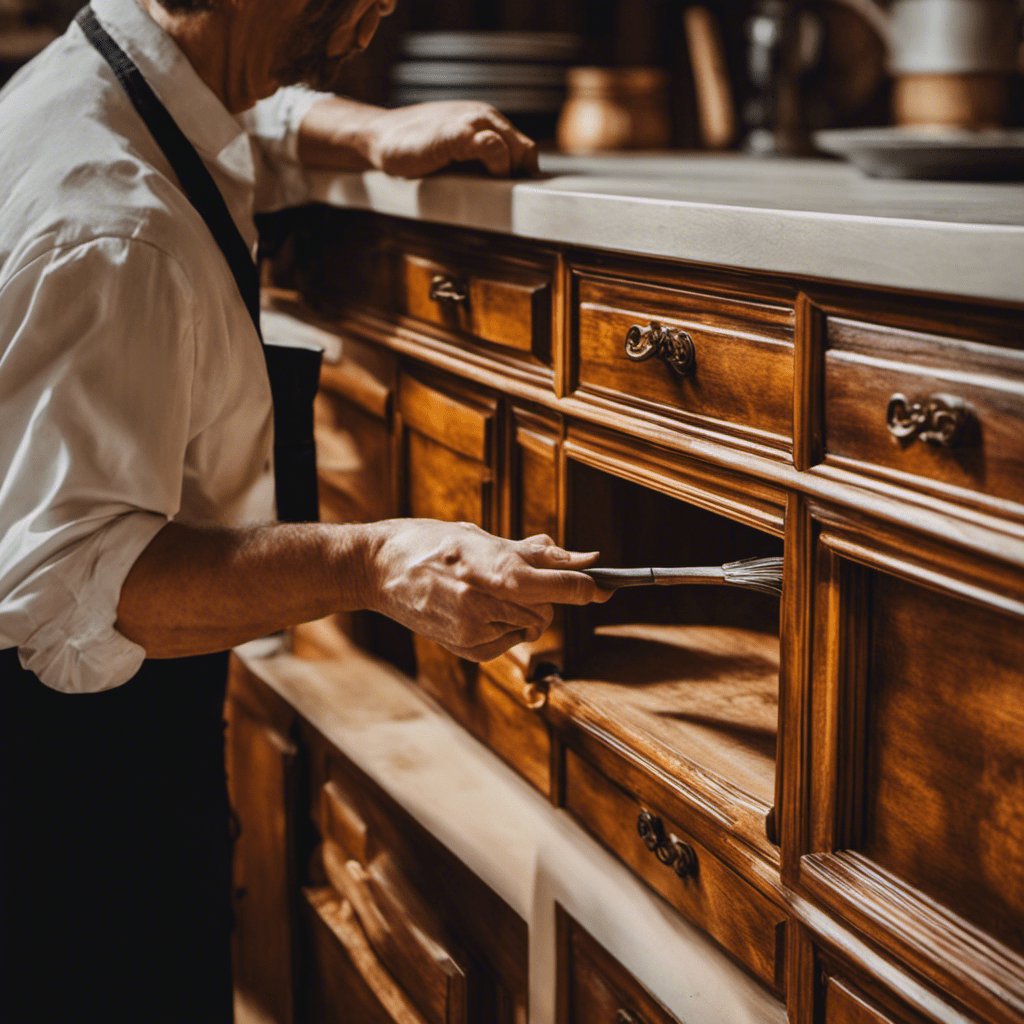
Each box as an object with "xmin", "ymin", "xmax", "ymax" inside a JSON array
[
  {"xmin": 886, "ymin": 393, "xmax": 974, "ymax": 448},
  {"xmin": 624, "ymin": 321, "xmax": 696, "ymax": 377},
  {"xmin": 636, "ymin": 809, "xmax": 698, "ymax": 879},
  {"xmin": 429, "ymin": 274, "xmax": 469, "ymax": 305}
]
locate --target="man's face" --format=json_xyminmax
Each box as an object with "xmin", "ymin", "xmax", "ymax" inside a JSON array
[{"xmin": 274, "ymin": 0, "xmax": 396, "ymax": 92}]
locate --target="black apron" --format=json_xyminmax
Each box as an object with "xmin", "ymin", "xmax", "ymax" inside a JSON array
[{"xmin": 1, "ymin": 7, "xmax": 320, "ymax": 1021}]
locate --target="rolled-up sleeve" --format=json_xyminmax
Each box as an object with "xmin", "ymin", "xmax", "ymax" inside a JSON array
[
  {"xmin": 240, "ymin": 85, "xmax": 333, "ymax": 212},
  {"xmin": 0, "ymin": 237, "xmax": 198, "ymax": 693}
]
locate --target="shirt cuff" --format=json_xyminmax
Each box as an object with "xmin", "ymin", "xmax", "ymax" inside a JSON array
[
  {"xmin": 244, "ymin": 85, "xmax": 334, "ymax": 163},
  {"xmin": 16, "ymin": 511, "xmax": 169, "ymax": 693}
]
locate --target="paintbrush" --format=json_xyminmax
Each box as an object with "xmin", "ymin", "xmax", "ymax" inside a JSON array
[{"xmin": 584, "ymin": 556, "xmax": 784, "ymax": 597}]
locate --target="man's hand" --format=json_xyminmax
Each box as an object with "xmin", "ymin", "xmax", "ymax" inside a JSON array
[
  {"xmin": 298, "ymin": 97, "xmax": 539, "ymax": 178},
  {"xmin": 365, "ymin": 520, "xmax": 608, "ymax": 662},
  {"xmin": 117, "ymin": 519, "xmax": 606, "ymax": 662},
  {"xmin": 361, "ymin": 101, "xmax": 539, "ymax": 178}
]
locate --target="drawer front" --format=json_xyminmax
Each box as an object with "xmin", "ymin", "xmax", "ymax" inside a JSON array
[
  {"xmin": 823, "ymin": 976, "xmax": 904, "ymax": 1024},
  {"xmin": 399, "ymin": 374, "xmax": 497, "ymax": 708},
  {"xmin": 561, "ymin": 910, "xmax": 682, "ymax": 1024},
  {"xmin": 564, "ymin": 749, "xmax": 786, "ymax": 992},
  {"xmin": 471, "ymin": 667, "xmax": 552, "ymax": 795},
  {"xmin": 399, "ymin": 252, "xmax": 551, "ymax": 360},
  {"xmin": 824, "ymin": 317, "xmax": 1024, "ymax": 506},
  {"xmin": 575, "ymin": 274, "xmax": 794, "ymax": 445}
]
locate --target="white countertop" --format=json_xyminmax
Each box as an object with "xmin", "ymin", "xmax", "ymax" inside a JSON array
[
  {"xmin": 239, "ymin": 641, "xmax": 786, "ymax": 1024},
  {"xmin": 306, "ymin": 153, "xmax": 1024, "ymax": 304}
]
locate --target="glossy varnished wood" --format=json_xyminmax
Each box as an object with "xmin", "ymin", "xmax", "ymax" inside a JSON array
[
  {"xmin": 824, "ymin": 317, "xmax": 1024, "ymax": 510},
  {"xmin": 862, "ymin": 571, "xmax": 1024, "ymax": 955},
  {"xmin": 562, "ymin": 749, "xmax": 787, "ymax": 993},
  {"xmin": 259, "ymin": 209, "xmax": 1024, "ymax": 1024},
  {"xmin": 226, "ymin": 660, "xmax": 299, "ymax": 1024},
  {"xmin": 557, "ymin": 908, "xmax": 683, "ymax": 1024},
  {"xmin": 572, "ymin": 269, "xmax": 795, "ymax": 448},
  {"xmin": 399, "ymin": 252, "xmax": 552, "ymax": 361}
]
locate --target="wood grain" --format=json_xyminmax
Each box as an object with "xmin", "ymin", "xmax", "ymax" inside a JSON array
[
  {"xmin": 863, "ymin": 570, "xmax": 1024, "ymax": 957},
  {"xmin": 558, "ymin": 907, "xmax": 683, "ymax": 1024},
  {"xmin": 563, "ymin": 748, "xmax": 786, "ymax": 993},
  {"xmin": 399, "ymin": 253, "xmax": 551, "ymax": 359},
  {"xmin": 302, "ymin": 886, "xmax": 430, "ymax": 1024},
  {"xmin": 226, "ymin": 674, "xmax": 298, "ymax": 1024},
  {"xmin": 575, "ymin": 273, "xmax": 794, "ymax": 446},
  {"xmin": 321, "ymin": 848, "xmax": 468, "ymax": 1024},
  {"xmin": 824, "ymin": 317, "xmax": 1024, "ymax": 506},
  {"xmin": 398, "ymin": 374, "xmax": 495, "ymax": 464},
  {"xmin": 824, "ymin": 974, "xmax": 905, "ymax": 1024}
]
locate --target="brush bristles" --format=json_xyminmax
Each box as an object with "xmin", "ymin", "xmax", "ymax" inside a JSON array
[{"xmin": 722, "ymin": 557, "xmax": 785, "ymax": 597}]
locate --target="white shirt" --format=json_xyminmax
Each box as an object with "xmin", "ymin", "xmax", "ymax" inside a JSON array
[{"xmin": 0, "ymin": 0, "xmax": 328, "ymax": 693}]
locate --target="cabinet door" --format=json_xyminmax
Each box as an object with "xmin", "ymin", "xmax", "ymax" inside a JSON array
[
  {"xmin": 398, "ymin": 372, "xmax": 498, "ymax": 706},
  {"xmin": 801, "ymin": 505, "xmax": 1024, "ymax": 1024},
  {"xmin": 226, "ymin": 663, "xmax": 298, "ymax": 1024}
]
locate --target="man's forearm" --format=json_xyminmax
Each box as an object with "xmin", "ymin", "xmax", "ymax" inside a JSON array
[
  {"xmin": 296, "ymin": 96, "xmax": 383, "ymax": 169},
  {"xmin": 116, "ymin": 521, "xmax": 377, "ymax": 658}
]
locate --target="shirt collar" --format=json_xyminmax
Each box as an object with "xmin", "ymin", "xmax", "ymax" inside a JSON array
[{"xmin": 87, "ymin": 0, "xmax": 255, "ymax": 184}]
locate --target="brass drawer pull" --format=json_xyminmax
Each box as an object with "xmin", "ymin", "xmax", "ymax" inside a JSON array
[
  {"xmin": 624, "ymin": 321, "xmax": 696, "ymax": 377},
  {"xmin": 886, "ymin": 393, "xmax": 974, "ymax": 448},
  {"xmin": 636, "ymin": 809, "xmax": 698, "ymax": 879},
  {"xmin": 429, "ymin": 274, "xmax": 469, "ymax": 306}
]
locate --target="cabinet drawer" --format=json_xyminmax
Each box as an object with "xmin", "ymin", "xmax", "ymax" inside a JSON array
[
  {"xmin": 824, "ymin": 317, "xmax": 1024, "ymax": 507},
  {"xmin": 560, "ymin": 910, "xmax": 682, "ymax": 1024},
  {"xmin": 564, "ymin": 748, "xmax": 786, "ymax": 993},
  {"xmin": 398, "ymin": 252, "xmax": 551, "ymax": 361},
  {"xmin": 574, "ymin": 273, "xmax": 794, "ymax": 446},
  {"xmin": 824, "ymin": 976, "xmax": 904, "ymax": 1024}
]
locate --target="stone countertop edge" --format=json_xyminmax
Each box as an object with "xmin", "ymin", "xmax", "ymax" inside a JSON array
[
  {"xmin": 234, "ymin": 643, "xmax": 787, "ymax": 1024},
  {"xmin": 304, "ymin": 157, "xmax": 1024, "ymax": 306}
]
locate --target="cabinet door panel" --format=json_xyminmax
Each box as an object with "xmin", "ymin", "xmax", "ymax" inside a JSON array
[
  {"xmin": 303, "ymin": 887, "xmax": 427, "ymax": 1024},
  {"xmin": 560, "ymin": 909, "xmax": 683, "ymax": 1024},
  {"xmin": 227, "ymin": 695, "xmax": 297, "ymax": 1024},
  {"xmin": 863, "ymin": 571, "xmax": 1024, "ymax": 954},
  {"xmin": 408, "ymin": 432, "xmax": 491, "ymax": 527},
  {"xmin": 400, "ymin": 374, "xmax": 497, "ymax": 721},
  {"xmin": 823, "ymin": 977, "xmax": 901, "ymax": 1024}
]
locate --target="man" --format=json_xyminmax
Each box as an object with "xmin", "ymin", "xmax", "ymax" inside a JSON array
[{"xmin": 0, "ymin": 0, "xmax": 605, "ymax": 1019}]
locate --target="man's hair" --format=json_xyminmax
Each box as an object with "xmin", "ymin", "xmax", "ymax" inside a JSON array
[{"xmin": 155, "ymin": 0, "xmax": 215, "ymax": 10}]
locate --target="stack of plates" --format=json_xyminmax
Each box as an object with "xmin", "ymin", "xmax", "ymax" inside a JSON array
[{"xmin": 392, "ymin": 32, "xmax": 583, "ymax": 135}]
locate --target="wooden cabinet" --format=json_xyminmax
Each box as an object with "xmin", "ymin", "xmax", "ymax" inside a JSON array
[
  {"xmin": 226, "ymin": 659, "xmax": 300, "ymax": 1024},
  {"xmin": 236, "ymin": 208, "xmax": 1024, "ymax": 1024},
  {"xmin": 558, "ymin": 908, "xmax": 684, "ymax": 1024}
]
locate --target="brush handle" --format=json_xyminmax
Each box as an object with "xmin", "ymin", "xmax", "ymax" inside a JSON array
[
  {"xmin": 584, "ymin": 566, "xmax": 726, "ymax": 590},
  {"xmin": 585, "ymin": 557, "xmax": 783, "ymax": 596}
]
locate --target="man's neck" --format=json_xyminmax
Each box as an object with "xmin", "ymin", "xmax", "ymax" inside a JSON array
[{"xmin": 136, "ymin": 0, "xmax": 242, "ymax": 111}]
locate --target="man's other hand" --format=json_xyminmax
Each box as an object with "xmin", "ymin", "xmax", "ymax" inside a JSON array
[
  {"xmin": 297, "ymin": 96, "xmax": 539, "ymax": 178},
  {"xmin": 364, "ymin": 520, "xmax": 609, "ymax": 662},
  {"xmin": 363, "ymin": 101, "xmax": 539, "ymax": 178}
]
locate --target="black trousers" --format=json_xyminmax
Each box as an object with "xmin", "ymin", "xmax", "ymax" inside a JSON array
[{"xmin": 1, "ymin": 648, "xmax": 234, "ymax": 1023}]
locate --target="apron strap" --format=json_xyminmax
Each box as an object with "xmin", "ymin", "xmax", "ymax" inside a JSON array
[{"xmin": 75, "ymin": 5, "xmax": 320, "ymax": 523}]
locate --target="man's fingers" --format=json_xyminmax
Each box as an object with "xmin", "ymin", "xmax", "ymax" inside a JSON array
[
  {"xmin": 454, "ymin": 630, "xmax": 532, "ymax": 663},
  {"xmin": 518, "ymin": 542, "xmax": 600, "ymax": 570},
  {"xmin": 453, "ymin": 128, "xmax": 511, "ymax": 176}
]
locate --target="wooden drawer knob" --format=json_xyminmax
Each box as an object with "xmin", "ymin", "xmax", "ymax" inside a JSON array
[
  {"xmin": 429, "ymin": 274, "xmax": 468, "ymax": 306},
  {"xmin": 636, "ymin": 809, "xmax": 698, "ymax": 879},
  {"xmin": 886, "ymin": 393, "xmax": 974, "ymax": 448},
  {"xmin": 624, "ymin": 321, "xmax": 696, "ymax": 377}
]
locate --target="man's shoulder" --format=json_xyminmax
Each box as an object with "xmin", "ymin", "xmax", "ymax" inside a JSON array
[{"xmin": 0, "ymin": 31, "xmax": 207, "ymax": 285}]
